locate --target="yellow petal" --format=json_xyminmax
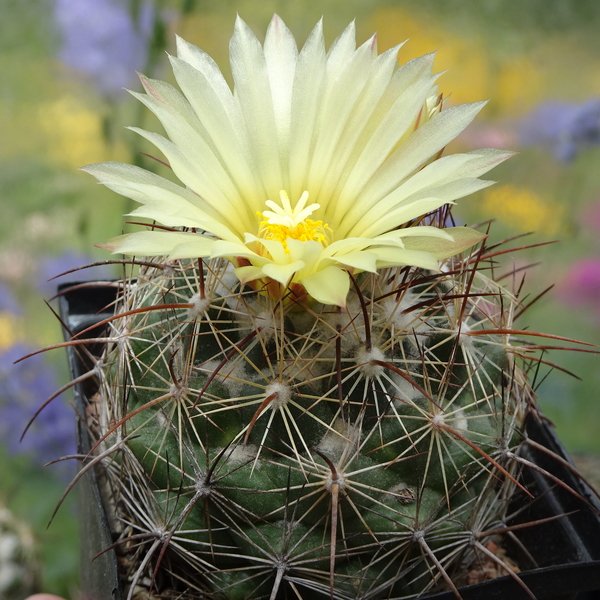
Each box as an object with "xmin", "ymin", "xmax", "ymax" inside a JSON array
[
  {"xmin": 109, "ymin": 230, "xmax": 214, "ymax": 257},
  {"xmin": 370, "ymin": 246, "xmax": 440, "ymax": 270},
  {"xmin": 331, "ymin": 250, "xmax": 379, "ymax": 272},
  {"xmin": 235, "ymin": 265, "xmax": 266, "ymax": 284},
  {"xmin": 262, "ymin": 260, "xmax": 305, "ymax": 285},
  {"xmin": 301, "ymin": 266, "xmax": 350, "ymax": 307},
  {"xmin": 401, "ymin": 226, "xmax": 486, "ymax": 259}
]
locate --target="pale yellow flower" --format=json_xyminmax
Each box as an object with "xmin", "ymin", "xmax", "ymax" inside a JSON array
[{"xmin": 84, "ymin": 15, "xmax": 511, "ymax": 306}]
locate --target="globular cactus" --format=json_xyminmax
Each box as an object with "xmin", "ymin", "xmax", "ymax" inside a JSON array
[
  {"xmin": 90, "ymin": 252, "xmax": 531, "ymax": 600},
  {"xmin": 79, "ymin": 14, "xmax": 547, "ymax": 600}
]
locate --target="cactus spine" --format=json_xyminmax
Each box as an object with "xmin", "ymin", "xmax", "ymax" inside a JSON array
[{"xmin": 91, "ymin": 250, "xmax": 532, "ymax": 599}]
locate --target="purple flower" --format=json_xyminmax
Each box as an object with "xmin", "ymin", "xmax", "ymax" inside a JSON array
[
  {"xmin": 0, "ymin": 345, "xmax": 76, "ymax": 472},
  {"xmin": 0, "ymin": 284, "xmax": 21, "ymax": 315},
  {"xmin": 556, "ymin": 258, "xmax": 600, "ymax": 311},
  {"xmin": 36, "ymin": 251, "xmax": 114, "ymax": 298},
  {"xmin": 54, "ymin": 0, "xmax": 154, "ymax": 97},
  {"xmin": 519, "ymin": 99, "xmax": 600, "ymax": 162}
]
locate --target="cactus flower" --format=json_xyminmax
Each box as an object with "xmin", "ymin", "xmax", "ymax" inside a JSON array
[{"xmin": 84, "ymin": 15, "xmax": 511, "ymax": 306}]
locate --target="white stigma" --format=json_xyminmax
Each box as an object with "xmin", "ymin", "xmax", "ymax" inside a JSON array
[{"xmin": 263, "ymin": 190, "xmax": 319, "ymax": 228}]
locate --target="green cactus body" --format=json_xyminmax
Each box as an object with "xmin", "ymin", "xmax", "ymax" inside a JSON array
[{"xmin": 94, "ymin": 255, "xmax": 528, "ymax": 599}]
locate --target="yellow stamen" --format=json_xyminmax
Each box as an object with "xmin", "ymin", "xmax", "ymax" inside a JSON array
[{"xmin": 257, "ymin": 190, "xmax": 332, "ymax": 252}]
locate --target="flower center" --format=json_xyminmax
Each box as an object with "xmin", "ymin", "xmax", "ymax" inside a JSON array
[{"xmin": 257, "ymin": 190, "xmax": 332, "ymax": 251}]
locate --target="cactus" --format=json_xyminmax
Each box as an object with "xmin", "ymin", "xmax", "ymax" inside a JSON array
[
  {"xmin": 74, "ymin": 14, "xmax": 577, "ymax": 600},
  {"xmin": 85, "ymin": 249, "xmax": 536, "ymax": 599}
]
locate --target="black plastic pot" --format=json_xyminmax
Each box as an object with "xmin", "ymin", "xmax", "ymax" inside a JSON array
[
  {"xmin": 58, "ymin": 282, "xmax": 600, "ymax": 600},
  {"xmin": 59, "ymin": 282, "xmax": 122, "ymax": 600}
]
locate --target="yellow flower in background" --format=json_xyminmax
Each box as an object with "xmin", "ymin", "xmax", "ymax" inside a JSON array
[
  {"xmin": 38, "ymin": 96, "xmax": 113, "ymax": 168},
  {"xmin": 368, "ymin": 7, "xmax": 492, "ymax": 106},
  {"xmin": 0, "ymin": 312, "xmax": 19, "ymax": 350},
  {"xmin": 481, "ymin": 184, "xmax": 562, "ymax": 234},
  {"xmin": 368, "ymin": 6, "xmax": 549, "ymax": 116},
  {"xmin": 84, "ymin": 15, "xmax": 511, "ymax": 306},
  {"xmin": 495, "ymin": 58, "xmax": 544, "ymax": 115}
]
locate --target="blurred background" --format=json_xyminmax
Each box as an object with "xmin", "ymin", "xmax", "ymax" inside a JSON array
[{"xmin": 2, "ymin": 0, "xmax": 600, "ymax": 595}]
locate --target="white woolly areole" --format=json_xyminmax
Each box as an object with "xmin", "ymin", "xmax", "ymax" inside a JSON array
[
  {"xmin": 457, "ymin": 320, "xmax": 475, "ymax": 349},
  {"xmin": 187, "ymin": 292, "xmax": 211, "ymax": 321},
  {"xmin": 412, "ymin": 529, "xmax": 425, "ymax": 542},
  {"xmin": 317, "ymin": 418, "xmax": 361, "ymax": 459},
  {"xmin": 154, "ymin": 411, "xmax": 170, "ymax": 428},
  {"xmin": 446, "ymin": 305, "xmax": 476, "ymax": 349},
  {"xmin": 170, "ymin": 382, "xmax": 188, "ymax": 402},
  {"xmin": 200, "ymin": 359, "xmax": 252, "ymax": 397},
  {"xmin": 214, "ymin": 264, "xmax": 239, "ymax": 302},
  {"xmin": 325, "ymin": 471, "xmax": 346, "ymax": 492},
  {"xmin": 116, "ymin": 332, "xmax": 130, "ymax": 356},
  {"xmin": 431, "ymin": 412, "xmax": 445, "ymax": 428},
  {"xmin": 224, "ymin": 444, "xmax": 258, "ymax": 464},
  {"xmin": 380, "ymin": 290, "xmax": 428, "ymax": 337},
  {"xmin": 382, "ymin": 291, "xmax": 419, "ymax": 332},
  {"xmin": 355, "ymin": 346, "xmax": 386, "ymax": 378},
  {"xmin": 254, "ymin": 310, "xmax": 276, "ymax": 338},
  {"xmin": 389, "ymin": 370, "xmax": 421, "ymax": 404},
  {"xmin": 265, "ymin": 381, "xmax": 292, "ymax": 409},
  {"xmin": 453, "ymin": 408, "xmax": 468, "ymax": 431},
  {"xmin": 195, "ymin": 475, "xmax": 212, "ymax": 497}
]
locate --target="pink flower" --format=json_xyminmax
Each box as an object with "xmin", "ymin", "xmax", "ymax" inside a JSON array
[{"xmin": 557, "ymin": 258, "xmax": 600, "ymax": 310}]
